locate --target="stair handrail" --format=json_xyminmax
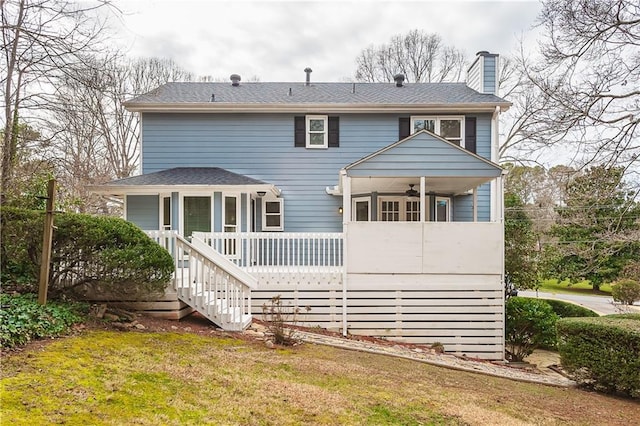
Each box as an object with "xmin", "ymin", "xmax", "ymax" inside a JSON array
[
  {"xmin": 189, "ymin": 236, "xmax": 257, "ymax": 289},
  {"xmin": 146, "ymin": 230, "xmax": 255, "ymax": 330}
]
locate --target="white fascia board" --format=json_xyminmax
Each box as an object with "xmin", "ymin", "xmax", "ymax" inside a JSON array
[
  {"xmin": 123, "ymin": 102, "xmax": 511, "ymax": 114},
  {"xmin": 88, "ymin": 183, "xmax": 279, "ymax": 197}
]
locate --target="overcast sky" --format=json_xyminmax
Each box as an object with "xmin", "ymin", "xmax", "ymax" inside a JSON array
[{"xmin": 109, "ymin": 0, "xmax": 543, "ymax": 82}]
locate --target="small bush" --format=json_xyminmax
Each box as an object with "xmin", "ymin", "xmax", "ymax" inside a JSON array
[
  {"xmin": 611, "ymin": 279, "xmax": 640, "ymax": 305},
  {"xmin": 0, "ymin": 293, "xmax": 88, "ymax": 348},
  {"xmin": 543, "ymin": 299, "xmax": 599, "ymax": 318},
  {"xmin": 262, "ymin": 295, "xmax": 309, "ymax": 346},
  {"xmin": 505, "ymin": 297, "xmax": 559, "ymax": 361},
  {"xmin": 557, "ymin": 315, "xmax": 640, "ymax": 398}
]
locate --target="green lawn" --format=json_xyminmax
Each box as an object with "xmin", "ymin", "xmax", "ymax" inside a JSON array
[
  {"xmin": 1, "ymin": 330, "xmax": 638, "ymax": 425},
  {"xmin": 538, "ymin": 279, "xmax": 613, "ymax": 296}
]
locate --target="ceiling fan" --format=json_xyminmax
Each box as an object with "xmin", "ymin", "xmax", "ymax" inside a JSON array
[{"xmin": 405, "ymin": 184, "xmax": 419, "ymax": 197}]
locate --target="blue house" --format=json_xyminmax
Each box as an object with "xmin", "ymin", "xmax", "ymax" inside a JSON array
[{"xmin": 92, "ymin": 52, "xmax": 510, "ymax": 359}]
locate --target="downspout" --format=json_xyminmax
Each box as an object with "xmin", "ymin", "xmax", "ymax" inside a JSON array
[
  {"xmin": 499, "ymin": 169, "xmax": 508, "ymax": 360},
  {"xmin": 490, "ymin": 105, "xmax": 500, "ymax": 221},
  {"xmin": 492, "ymin": 104, "xmax": 506, "ymax": 359},
  {"xmin": 340, "ymin": 169, "xmax": 350, "ymax": 336}
]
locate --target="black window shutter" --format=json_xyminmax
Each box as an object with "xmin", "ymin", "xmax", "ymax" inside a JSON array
[
  {"xmin": 294, "ymin": 116, "xmax": 305, "ymax": 147},
  {"xmin": 399, "ymin": 117, "xmax": 411, "ymax": 140},
  {"xmin": 328, "ymin": 116, "xmax": 339, "ymax": 147},
  {"xmin": 465, "ymin": 117, "xmax": 477, "ymax": 154}
]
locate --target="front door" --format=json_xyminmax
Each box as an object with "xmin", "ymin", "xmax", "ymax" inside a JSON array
[{"xmin": 183, "ymin": 196, "xmax": 211, "ymax": 239}]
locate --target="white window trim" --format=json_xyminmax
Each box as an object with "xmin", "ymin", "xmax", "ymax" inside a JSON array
[
  {"xmin": 352, "ymin": 196, "xmax": 371, "ymax": 222},
  {"xmin": 377, "ymin": 196, "xmax": 425, "ymax": 222},
  {"xmin": 306, "ymin": 115, "xmax": 328, "ymax": 149},
  {"xmin": 262, "ymin": 198, "xmax": 284, "ymax": 231},
  {"xmin": 435, "ymin": 196, "xmax": 451, "ymax": 222},
  {"xmin": 222, "ymin": 193, "xmax": 241, "ymax": 232},
  {"xmin": 378, "ymin": 196, "xmax": 402, "ymax": 222},
  {"xmin": 411, "ymin": 115, "xmax": 465, "ymax": 147},
  {"xmin": 160, "ymin": 193, "xmax": 171, "ymax": 231}
]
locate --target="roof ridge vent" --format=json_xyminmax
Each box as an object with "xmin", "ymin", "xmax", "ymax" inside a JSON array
[
  {"xmin": 230, "ymin": 74, "xmax": 241, "ymax": 86},
  {"xmin": 393, "ymin": 73, "xmax": 405, "ymax": 87}
]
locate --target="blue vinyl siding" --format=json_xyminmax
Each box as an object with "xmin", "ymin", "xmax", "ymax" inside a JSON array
[
  {"xmin": 483, "ymin": 56, "xmax": 497, "ymax": 95},
  {"xmin": 474, "ymin": 115, "xmax": 492, "ymax": 159},
  {"xmin": 141, "ymin": 113, "xmax": 494, "ymax": 231},
  {"xmin": 346, "ymin": 132, "xmax": 500, "ymax": 177},
  {"xmin": 126, "ymin": 195, "xmax": 159, "ymax": 230},
  {"xmin": 213, "ymin": 192, "xmax": 222, "ymax": 232},
  {"xmin": 171, "ymin": 192, "xmax": 179, "ymax": 230},
  {"xmin": 453, "ymin": 184, "xmax": 491, "ymax": 222},
  {"xmin": 241, "ymin": 194, "xmax": 248, "ymax": 232}
]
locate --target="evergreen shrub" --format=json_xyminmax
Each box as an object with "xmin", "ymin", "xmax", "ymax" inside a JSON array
[
  {"xmin": 505, "ymin": 297, "xmax": 558, "ymax": 361},
  {"xmin": 1, "ymin": 207, "xmax": 174, "ymax": 298},
  {"xmin": 557, "ymin": 315, "xmax": 640, "ymax": 398}
]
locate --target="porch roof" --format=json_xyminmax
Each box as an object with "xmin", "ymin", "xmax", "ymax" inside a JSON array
[
  {"xmin": 88, "ymin": 167, "xmax": 280, "ymax": 197},
  {"xmin": 329, "ymin": 131, "xmax": 503, "ymax": 195}
]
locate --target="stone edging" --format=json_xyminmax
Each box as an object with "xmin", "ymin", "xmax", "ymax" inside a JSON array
[{"xmin": 290, "ymin": 330, "xmax": 577, "ymax": 388}]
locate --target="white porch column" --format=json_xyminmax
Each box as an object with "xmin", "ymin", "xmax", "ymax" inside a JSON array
[
  {"xmin": 341, "ymin": 171, "xmax": 350, "ymax": 336},
  {"xmin": 472, "ymin": 187, "xmax": 478, "ymax": 222},
  {"xmin": 419, "ymin": 176, "xmax": 426, "ymax": 222},
  {"xmin": 498, "ymin": 173, "xmax": 505, "ymax": 222},
  {"xmin": 342, "ymin": 173, "xmax": 351, "ymax": 225}
]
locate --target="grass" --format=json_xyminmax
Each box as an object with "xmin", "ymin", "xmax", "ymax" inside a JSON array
[
  {"xmin": 2, "ymin": 330, "xmax": 639, "ymax": 425},
  {"xmin": 538, "ymin": 279, "xmax": 613, "ymax": 296}
]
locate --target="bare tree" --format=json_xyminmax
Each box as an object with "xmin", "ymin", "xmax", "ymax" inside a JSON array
[
  {"xmin": 48, "ymin": 55, "xmax": 193, "ymax": 212},
  {"xmin": 510, "ymin": 0, "xmax": 640, "ymax": 176},
  {"xmin": 354, "ymin": 30, "xmax": 466, "ymax": 83},
  {"xmin": 1, "ymin": 0, "xmax": 114, "ymax": 199},
  {"xmin": 77, "ymin": 56, "xmax": 193, "ymax": 180}
]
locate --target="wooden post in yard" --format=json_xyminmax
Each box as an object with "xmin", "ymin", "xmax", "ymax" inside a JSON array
[{"xmin": 38, "ymin": 179, "xmax": 56, "ymax": 305}]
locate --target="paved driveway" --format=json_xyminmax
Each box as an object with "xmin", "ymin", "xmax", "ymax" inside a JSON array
[{"xmin": 519, "ymin": 290, "xmax": 640, "ymax": 315}]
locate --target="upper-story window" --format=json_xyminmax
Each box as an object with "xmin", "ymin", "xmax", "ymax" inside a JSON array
[
  {"xmin": 306, "ymin": 115, "xmax": 328, "ymax": 148},
  {"xmin": 294, "ymin": 116, "xmax": 339, "ymax": 149},
  {"xmin": 411, "ymin": 116, "xmax": 465, "ymax": 147}
]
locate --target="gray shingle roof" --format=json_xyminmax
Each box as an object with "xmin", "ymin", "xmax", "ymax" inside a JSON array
[
  {"xmin": 106, "ymin": 168, "xmax": 266, "ymax": 186},
  {"xmin": 125, "ymin": 82, "xmax": 509, "ymax": 107}
]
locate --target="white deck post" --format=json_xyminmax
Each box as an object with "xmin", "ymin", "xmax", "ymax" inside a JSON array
[
  {"xmin": 419, "ymin": 176, "xmax": 426, "ymax": 222},
  {"xmin": 341, "ymin": 170, "xmax": 350, "ymax": 336},
  {"xmin": 472, "ymin": 187, "xmax": 478, "ymax": 222}
]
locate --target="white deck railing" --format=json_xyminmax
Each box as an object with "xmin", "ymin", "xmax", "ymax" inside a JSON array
[
  {"xmin": 192, "ymin": 232, "xmax": 344, "ymax": 274},
  {"xmin": 146, "ymin": 230, "xmax": 256, "ymax": 331}
]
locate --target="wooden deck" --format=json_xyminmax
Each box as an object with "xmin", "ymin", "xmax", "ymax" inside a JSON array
[{"xmin": 148, "ymin": 228, "xmax": 505, "ymax": 360}]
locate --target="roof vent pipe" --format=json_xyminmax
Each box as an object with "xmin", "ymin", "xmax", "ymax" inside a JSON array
[
  {"xmin": 304, "ymin": 67, "xmax": 312, "ymax": 86},
  {"xmin": 230, "ymin": 74, "xmax": 241, "ymax": 86},
  {"xmin": 393, "ymin": 73, "xmax": 405, "ymax": 87}
]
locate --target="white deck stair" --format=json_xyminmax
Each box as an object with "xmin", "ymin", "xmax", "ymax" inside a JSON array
[{"xmin": 147, "ymin": 231, "xmax": 256, "ymax": 331}]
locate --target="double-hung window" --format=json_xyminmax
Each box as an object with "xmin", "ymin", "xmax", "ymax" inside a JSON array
[
  {"xmin": 306, "ymin": 115, "xmax": 328, "ymax": 148},
  {"xmin": 411, "ymin": 116, "xmax": 465, "ymax": 147},
  {"xmin": 262, "ymin": 199, "xmax": 284, "ymax": 231}
]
